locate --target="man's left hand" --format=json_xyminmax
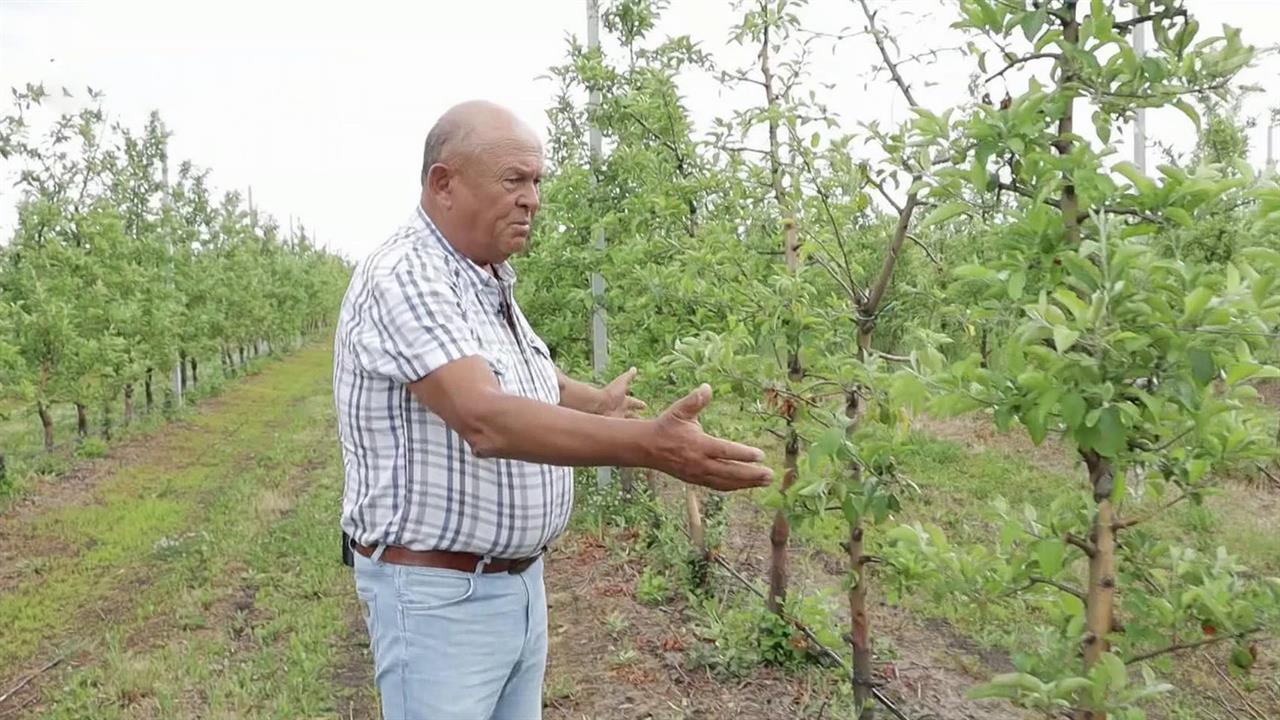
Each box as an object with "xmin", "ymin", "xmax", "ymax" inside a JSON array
[{"xmin": 599, "ymin": 367, "xmax": 647, "ymax": 418}]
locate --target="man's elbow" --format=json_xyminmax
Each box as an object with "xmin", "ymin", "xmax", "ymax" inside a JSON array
[{"xmin": 455, "ymin": 393, "xmax": 509, "ymax": 459}]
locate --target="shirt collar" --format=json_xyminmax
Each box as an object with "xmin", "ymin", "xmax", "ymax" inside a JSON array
[{"xmin": 415, "ymin": 205, "xmax": 517, "ymax": 290}]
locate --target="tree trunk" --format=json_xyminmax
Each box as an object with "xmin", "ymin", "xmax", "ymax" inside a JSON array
[
  {"xmin": 761, "ymin": 18, "xmax": 802, "ymax": 612},
  {"xmin": 38, "ymin": 403, "xmax": 55, "ymax": 452},
  {"xmin": 849, "ymin": 521, "xmax": 874, "ymax": 719},
  {"xmin": 845, "ymin": 388, "xmax": 875, "ymax": 719},
  {"xmin": 0, "ymin": 453, "xmax": 6, "ymax": 483},
  {"xmin": 190, "ymin": 356, "xmax": 198, "ymax": 387},
  {"xmin": 1055, "ymin": 1, "xmax": 1082, "ymax": 246},
  {"xmin": 101, "ymin": 398, "xmax": 112, "ymax": 441},
  {"xmin": 1076, "ymin": 451, "xmax": 1117, "ymax": 720},
  {"xmin": 75, "ymin": 403, "xmax": 88, "ymax": 440},
  {"xmin": 239, "ymin": 346, "xmax": 246, "ymax": 366},
  {"xmin": 686, "ymin": 485, "xmax": 707, "ymax": 562},
  {"xmin": 179, "ymin": 351, "xmax": 189, "ymax": 392},
  {"xmin": 124, "ymin": 384, "xmax": 135, "ymax": 428},
  {"xmin": 769, "ymin": 422, "xmax": 799, "ymax": 612},
  {"xmin": 145, "ymin": 369, "xmax": 155, "ymax": 413}
]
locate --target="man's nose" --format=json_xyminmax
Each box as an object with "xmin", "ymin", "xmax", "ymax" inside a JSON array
[{"xmin": 519, "ymin": 184, "xmax": 540, "ymax": 215}]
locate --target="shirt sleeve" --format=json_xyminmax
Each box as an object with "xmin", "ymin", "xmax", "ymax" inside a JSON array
[{"xmin": 350, "ymin": 264, "xmax": 482, "ymax": 383}]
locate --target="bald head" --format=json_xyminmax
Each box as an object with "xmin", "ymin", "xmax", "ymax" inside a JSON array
[
  {"xmin": 419, "ymin": 100, "xmax": 544, "ymax": 266},
  {"xmin": 421, "ymin": 100, "xmax": 540, "ymax": 184}
]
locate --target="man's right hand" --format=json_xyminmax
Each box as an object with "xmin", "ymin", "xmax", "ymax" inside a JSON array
[{"xmin": 646, "ymin": 384, "xmax": 773, "ymax": 491}]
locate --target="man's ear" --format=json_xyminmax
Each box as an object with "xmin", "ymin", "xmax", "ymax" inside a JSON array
[{"xmin": 425, "ymin": 163, "xmax": 454, "ymax": 210}]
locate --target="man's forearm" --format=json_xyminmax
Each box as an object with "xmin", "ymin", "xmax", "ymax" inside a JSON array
[
  {"xmin": 469, "ymin": 390, "xmax": 650, "ymax": 468},
  {"xmin": 556, "ymin": 371, "xmax": 605, "ymax": 414}
]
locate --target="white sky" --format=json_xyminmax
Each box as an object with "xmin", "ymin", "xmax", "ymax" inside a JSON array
[{"xmin": 1, "ymin": 0, "xmax": 1277, "ymax": 261}]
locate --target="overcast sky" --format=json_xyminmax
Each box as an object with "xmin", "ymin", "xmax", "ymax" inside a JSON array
[{"xmin": 2, "ymin": 0, "xmax": 1277, "ymax": 261}]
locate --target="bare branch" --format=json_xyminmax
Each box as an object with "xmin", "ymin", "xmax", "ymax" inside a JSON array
[
  {"xmin": 1113, "ymin": 491, "xmax": 1191, "ymax": 531},
  {"xmin": 1065, "ymin": 533, "xmax": 1097, "ymax": 558},
  {"xmin": 1126, "ymin": 628, "xmax": 1261, "ymax": 665},
  {"xmin": 997, "ymin": 180, "xmax": 1063, "ymax": 210},
  {"xmin": 863, "ymin": 189, "xmax": 921, "ymax": 315},
  {"xmin": 1113, "ymin": 8, "xmax": 1189, "ymax": 33},
  {"xmin": 906, "ymin": 233, "xmax": 941, "ymax": 265},
  {"xmin": 810, "ymin": 247, "xmax": 867, "ymax": 305},
  {"xmin": 856, "ymin": 0, "xmax": 919, "ymax": 108},
  {"xmin": 1009, "ymin": 575, "xmax": 1087, "ymax": 601},
  {"xmin": 865, "ymin": 173, "xmax": 905, "ymax": 214},
  {"xmin": 985, "ymin": 52, "xmax": 1061, "ymax": 83}
]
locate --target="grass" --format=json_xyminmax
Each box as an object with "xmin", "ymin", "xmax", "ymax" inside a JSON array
[{"xmin": 0, "ymin": 341, "xmax": 374, "ymax": 719}]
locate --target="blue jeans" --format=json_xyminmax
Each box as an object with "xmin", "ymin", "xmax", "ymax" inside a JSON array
[{"xmin": 353, "ymin": 550, "xmax": 547, "ymax": 720}]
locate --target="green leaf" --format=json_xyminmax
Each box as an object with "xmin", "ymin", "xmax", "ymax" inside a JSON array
[
  {"xmin": 1093, "ymin": 407, "xmax": 1125, "ymax": 457},
  {"xmin": 1060, "ymin": 392, "xmax": 1086, "ymax": 429},
  {"xmin": 1020, "ymin": 9, "xmax": 1045, "ymax": 41},
  {"xmin": 1034, "ymin": 538, "xmax": 1066, "ymax": 576},
  {"xmin": 1189, "ymin": 348, "xmax": 1217, "ymax": 385},
  {"xmin": 1173, "ymin": 99, "xmax": 1201, "ymax": 132},
  {"xmin": 919, "ymin": 201, "xmax": 970, "ymax": 229},
  {"xmin": 1053, "ymin": 327, "xmax": 1080, "ymax": 354},
  {"xmin": 1181, "ymin": 287, "xmax": 1213, "ymax": 323},
  {"xmin": 1008, "ymin": 270, "xmax": 1026, "ymax": 300},
  {"xmin": 1113, "ymin": 161, "xmax": 1155, "ymax": 195},
  {"xmin": 1164, "ymin": 207, "xmax": 1193, "ymax": 227}
]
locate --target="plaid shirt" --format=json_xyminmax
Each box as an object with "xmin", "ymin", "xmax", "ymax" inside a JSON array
[{"xmin": 333, "ymin": 206, "xmax": 572, "ymax": 558}]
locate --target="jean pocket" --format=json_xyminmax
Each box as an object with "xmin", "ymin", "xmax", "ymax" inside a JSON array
[{"xmin": 394, "ymin": 566, "xmax": 476, "ymax": 613}]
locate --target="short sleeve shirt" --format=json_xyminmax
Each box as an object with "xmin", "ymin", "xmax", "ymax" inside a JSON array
[{"xmin": 333, "ymin": 206, "xmax": 573, "ymax": 558}]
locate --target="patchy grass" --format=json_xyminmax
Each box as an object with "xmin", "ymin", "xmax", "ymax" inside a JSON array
[{"xmin": 0, "ymin": 342, "xmax": 375, "ymax": 719}]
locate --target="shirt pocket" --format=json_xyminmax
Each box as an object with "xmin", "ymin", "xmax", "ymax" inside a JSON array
[{"xmin": 525, "ymin": 335, "xmax": 561, "ymax": 405}]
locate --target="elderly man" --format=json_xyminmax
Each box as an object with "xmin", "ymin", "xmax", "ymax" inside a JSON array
[{"xmin": 333, "ymin": 100, "xmax": 772, "ymax": 720}]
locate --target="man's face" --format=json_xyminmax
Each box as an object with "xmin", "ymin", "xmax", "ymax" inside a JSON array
[{"xmin": 453, "ymin": 134, "xmax": 543, "ymax": 264}]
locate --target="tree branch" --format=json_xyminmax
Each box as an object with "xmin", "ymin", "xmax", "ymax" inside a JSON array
[
  {"xmin": 856, "ymin": 0, "xmax": 918, "ymax": 108},
  {"xmin": 997, "ymin": 180, "xmax": 1063, "ymax": 209},
  {"xmin": 1113, "ymin": 491, "xmax": 1190, "ymax": 531},
  {"xmin": 1113, "ymin": 8, "xmax": 1188, "ymax": 33},
  {"xmin": 1126, "ymin": 628, "xmax": 1261, "ymax": 665},
  {"xmin": 1065, "ymin": 532, "xmax": 1097, "ymax": 558},
  {"xmin": 1010, "ymin": 575, "xmax": 1087, "ymax": 601},
  {"xmin": 985, "ymin": 53, "xmax": 1060, "ymax": 83},
  {"xmin": 906, "ymin": 233, "xmax": 941, "ymax": 265},
  {"xmin": 863, "ymin": 190, "xmax": 921, "ymax": 315},
  {"xmin": 865, "ymin": 173, "xmax": 904, "ymax": 214}
]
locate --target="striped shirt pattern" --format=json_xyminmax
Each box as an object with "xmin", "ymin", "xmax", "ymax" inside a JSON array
[{"xmin": 333, "ymin": 206, "xmax": 572, "ymax": 558}]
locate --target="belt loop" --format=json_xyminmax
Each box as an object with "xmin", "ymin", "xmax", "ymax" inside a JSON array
[
  {"xmin": 473, "ymin": 554, "xmax": 493, "ymax": 576},
  {"xmin": 370, "ymin": 543, "xmax": 388, "ymax": 564}
]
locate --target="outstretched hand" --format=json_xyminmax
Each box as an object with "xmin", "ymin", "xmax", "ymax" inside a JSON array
[
  {"xmin": 648, "ymin": 384, "xmax": 773, "ymax": 492},
  {"xmin": 599, "ymin": 367, "xmax": 648, "ymax": 418}
]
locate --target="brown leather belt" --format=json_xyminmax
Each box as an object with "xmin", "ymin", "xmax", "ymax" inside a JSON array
[{"xmin": 352, "ymin": 542, "xmax": 540, "ymax": 575}]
